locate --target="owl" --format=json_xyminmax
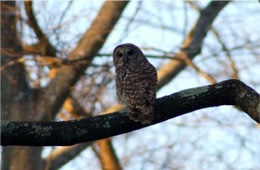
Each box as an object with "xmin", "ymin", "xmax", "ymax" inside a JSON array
[{"xmin": 113, "ymin": 43, "xmax": 157, "ymax": 124}]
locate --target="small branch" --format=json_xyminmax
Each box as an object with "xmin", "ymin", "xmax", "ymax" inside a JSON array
[
  {"xmin": 118, "ymin": 0, "xmax": 143, "ymax": 43},
  {"xmin": 62, "ymin": 96, "xmax": 92, "ymax": 119},
  {"xmin": 157, "ymin": 1, "xmax": 229, "ymax": 89},
  {"xmin": 96, "ymin": 139, "xmax": 122, "ymax": 170},
  {"xmin": 182, "ymin": 56, "xmax": 216, "ymax": 84},
  {"xmin": 22, "ymin": 43, "xmax": 47, "ymax": 55},
  {"xmin": 24, "ymin": 1, "xmax": 57, "ymax": 56},
  {"xmin": 1, "ymin": 79, "xmax": 259, "ymax": 146},
  {"xmin": 42, "ymin": 143, "xmax": 92, "ymax": 170},
  {"xmin": 24, "ymin": 1, "xmax": 45, "ymax": 40},
  {"xmin": 211, "ymin": 28, "xmax": 239, "ymax": 79},
  {"xmin": 187, "ymin": 1, "xmax": 239, "ymax": 79}
]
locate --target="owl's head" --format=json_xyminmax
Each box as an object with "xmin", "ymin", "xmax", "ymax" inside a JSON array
[{"xmin": 113, "ymin": 43, "xmax": 146, "ymax": 67}]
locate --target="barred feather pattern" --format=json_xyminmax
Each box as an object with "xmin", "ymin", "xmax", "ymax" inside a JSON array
[{"xmin": 113, "ymin": 43, "xmax": 157, "ymax": 124}]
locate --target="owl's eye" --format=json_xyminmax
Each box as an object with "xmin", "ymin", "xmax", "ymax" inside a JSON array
[
  {"xmin": 126, "ymin": 49, "xmax": 134, "ymax": 56},
  {"xmin": 117, "ymin": 51, "xmax": 123, "ymax": 58}
]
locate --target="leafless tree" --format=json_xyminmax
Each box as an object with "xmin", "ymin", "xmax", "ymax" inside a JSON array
[{"xmin": 1, "ymin": 1, "xmax": 259, "ymax": 170}]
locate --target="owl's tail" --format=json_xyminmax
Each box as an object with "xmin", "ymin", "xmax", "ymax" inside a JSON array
[{"xmin": 129, "ymin": 104, "xmax": 154, "ymax": 125}]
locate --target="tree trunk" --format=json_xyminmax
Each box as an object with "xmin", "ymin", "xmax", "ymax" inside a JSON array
[{"xmin": 1, "ymin": 2, "xmax": 43, "ymax": 170}]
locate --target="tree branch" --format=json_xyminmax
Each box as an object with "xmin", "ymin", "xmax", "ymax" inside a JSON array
[
  {"xmin": 34, "ymin": 1, "xmax": 129, "ymax": 120},
  {"xmin": 1, "ymin": 79, "xmax": 259, "ymax": 146},
  {"xmin": 41, "ymin": 143, "xmax": 92, "ymax": 170},
  {"xmin": 96, "ymin": 139, "xmax": 122, "ymax": 170},
  {"xmin": 187, "ymin": 1, "xmax": 239, "ymax": 79},
  {"xmin": 24, "ymin": 1, "xmax": 57, "ymax": 56},
  {"xmin": 157, "ymin": 1, "xmax": 229, "ymax": 89}
]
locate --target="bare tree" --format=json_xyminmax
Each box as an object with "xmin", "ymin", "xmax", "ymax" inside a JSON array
[{"xmin": 1, "ymin": 1, "xmax": 259, "ymax": 170}]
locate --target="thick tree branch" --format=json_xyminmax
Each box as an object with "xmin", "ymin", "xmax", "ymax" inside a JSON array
[
  {"xmin": 41, "ymin": 100, "xmax": 121, "ymax": 169},
  {"xmin": 1, "ymin": 79, "xmax": 259, "ymax": 146},
  {"xmin": 34, "ymin": 1, "xmax": 128, "ymax": 120}
]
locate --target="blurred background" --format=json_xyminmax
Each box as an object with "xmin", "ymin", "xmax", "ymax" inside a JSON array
[{"xmin": 1, "ymin": 0, "xmax": 260, "ymax": 170}]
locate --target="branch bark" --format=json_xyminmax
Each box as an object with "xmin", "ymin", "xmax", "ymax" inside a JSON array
[{"xmin": 1, "ymin": 79, "xmax": 259, "ymax": 146}]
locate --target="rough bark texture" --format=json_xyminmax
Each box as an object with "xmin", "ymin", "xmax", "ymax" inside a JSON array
[
  {"xmin": 1, "ymin": 2, "xmax": 42, "ymax": 170},
  {"xmin": 1, "ymin": 79, "xmax": 259, "ymax": 146}
]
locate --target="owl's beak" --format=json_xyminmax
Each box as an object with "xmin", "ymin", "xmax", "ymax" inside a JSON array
[
  {"xmin": 123, "ymin": 56, "xmax": 128, "ymax": 62},
  {"xmin": 123, "ymin": 49, "xmax": 128, "ymax": 62}
]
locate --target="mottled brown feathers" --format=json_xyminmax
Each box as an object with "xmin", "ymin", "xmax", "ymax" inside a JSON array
[{"xmin": 113, "ymin": 43, "xmax": 157, "ymax": 124}]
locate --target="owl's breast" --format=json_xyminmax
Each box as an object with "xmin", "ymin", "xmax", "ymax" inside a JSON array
[{"xmin": 115, "ymin": 68, "xmax": 129, "ymax": 105}]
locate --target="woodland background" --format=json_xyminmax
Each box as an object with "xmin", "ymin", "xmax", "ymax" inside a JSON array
[{"xmin": 1, "ymin": 1, "xmax": 260, "ymax": 170}]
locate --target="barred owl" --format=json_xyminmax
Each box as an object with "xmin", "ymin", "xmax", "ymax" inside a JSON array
[{"xmin": 113, "ymin": 43, "xmax": 157, "ymax": 124}]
